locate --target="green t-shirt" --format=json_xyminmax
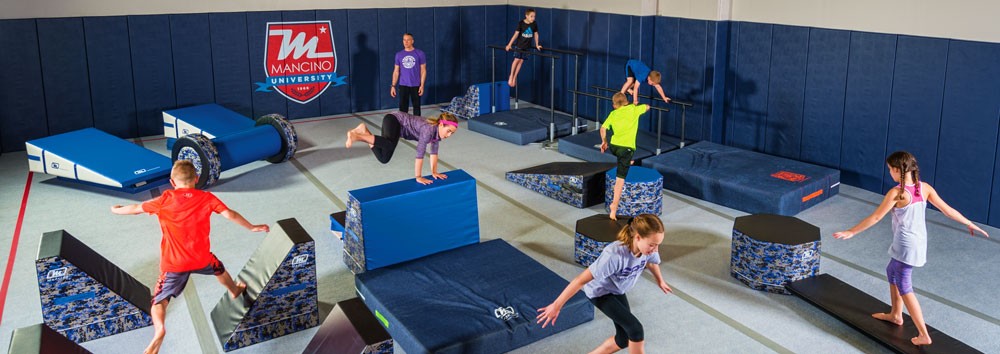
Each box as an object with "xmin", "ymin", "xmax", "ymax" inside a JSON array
[{"xmin": 604, "ymin": 104, "xmax": 648, "ymax": 149}]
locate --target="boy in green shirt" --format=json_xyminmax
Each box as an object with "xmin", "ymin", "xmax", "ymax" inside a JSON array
[{"xmin": 601, "ymin": 92, "xmax": 650, "ymax": 220}]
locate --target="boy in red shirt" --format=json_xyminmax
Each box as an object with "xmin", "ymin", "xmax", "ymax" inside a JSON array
[{"xmin": 112, "ymin": 160, "xmax": 269, "ymax": 354}]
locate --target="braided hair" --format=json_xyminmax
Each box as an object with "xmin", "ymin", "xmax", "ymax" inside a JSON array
[{"xmin": 886, "ymin": 151, "xmax": 921, "ymax": 201}]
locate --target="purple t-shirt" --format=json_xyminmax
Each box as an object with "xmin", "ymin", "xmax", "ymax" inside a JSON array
[
  {"xmin": 391, "ymin": 111, "xmax": 439, "ymax": 159},
  {"xmin": 395, "ymin": 48, "xmax": 426, "ymax": 87},
  {"xmin": 582, "ymin": 241, "xmax": 661, "ymax": 299}
]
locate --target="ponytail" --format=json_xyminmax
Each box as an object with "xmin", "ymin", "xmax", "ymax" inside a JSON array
[
  {"xmin": 426, "ymin": 112, "xmax": 458, "ymax": 126},
  {"xmin": 616, "ymin": 214, "xmax": 664, "ymax": 251},
  {"xmin": 886, "ymin": 151, "xmax": 922, "ymax": 200}
]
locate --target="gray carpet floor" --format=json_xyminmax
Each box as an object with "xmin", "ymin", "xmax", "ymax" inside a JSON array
[{"xmin": 0, "ymin": 103, "xmax": 996, "ymax": 353}]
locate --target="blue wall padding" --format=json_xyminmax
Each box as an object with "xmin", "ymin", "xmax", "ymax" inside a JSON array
[
  {"xmin": 643, "ymin": 141, "xmax": 840, "ymax": 215},
  {"xmin": 317, "ymin": 9, "xmax": 353, "ymax": 116},
  {"xmin": 709, "ymin": 21, "xmax": 729, "ymax": 144},
  {"xmin": 938, "ymin": 41, "xmax": 1000, "ymax": 224},
  {"xmin": 723, "ymin": 21, "xmax": 740, "ymax": 142},
  {"xmin": 84, "ymin": 16, "xmax": 138, "ymax": 139},
  {"xmin": 350, "ymin": 169, "xmax": 479, "ymax": 271},
  {"xmin": 208, "ymin": 13, "xmax": 252, "ymax": 118},
  {"xmin": 355, "ymin": 239, "xmax": 593, "ymax": 354},
  {"xmin": 37, "ymin": 18, "xmax": 94, "ymax": 135},
  {"xmin": 585, "ymin": 12, "xmax": 610, "ymax": 118},
  {"xmin": 726, "ymin": 22, "xmax": 771, "ymax": 152},
  {"xmin": 378, "ymin": 9, "xmax": 407, "ymax": 110},
  {"xmin": 484, "ymin": 5, "xmax": 508, "ymax": 98},
  {"xmin": 433, "ymin": 7, "xmax": 462, "ymax": 102},
  {"xmin": 799, "ymin": 28, "xmax": 849, "ymax": 169},
  {"xmin": 347, "ymin": 9, "xmax": 380, "ymax": 112},
  {"xmin": 566, "ymin": 10, "xmax": 590, "ymax": 118},
  {"xmin": 460, "ymin": 7, "xmax": 487, "ymax": 93},
  {"xmin": 531, "ymin": 7, "xmax": 555, "ymax": 108},
  {"xmin": 214, "ymin": 126, "xmax": 282, "ymax": 169},
  {"xmin": 405, "ymin": 7, "xmax": 437, "ymax": 104},
  {"xmin": 128, "ymin": 15, "xmax": 177, "ymax": 137},
  {"xmin": 0, "ymin": 19, "xmax": 48, "ymax": 152},
  {"xmin": 840, "ymin": 32, "xmax": 895, "ymax": 191},
  {"xmin": 883, "ymin": 36, "xmax": 948, "ymax": 192},
  {"xmin": 653, "ymin": 17, "xmax": 679, "ymax": 135},
  {"xmin": 549, "ymin": 9, "xmax": 570, "ymax": 114},
  {"xmin": 763, "ymin": 24, "xmax": 808, "ymax": 159},
  {"xmin": 247, "ymin": 11, "xmax": 289, "ymax": 119},
  {"xmin": 607, "ymin": 14, "xmax": 632, "ymax": 116},
  {"xmin": 170, "ymin": 14, "xmax": 215, "ymax": 107},
  {"xmin": 282, "ymin": 10, "xmax": 323, "ymax": 120},
  {"xmin": 677, "ymin": 18, "xmax": 709, "ymax": 141}
]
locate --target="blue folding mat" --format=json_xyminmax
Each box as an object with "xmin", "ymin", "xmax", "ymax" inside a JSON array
[
  {"xmin": 355, "ymin": 239, "xmax": 594, "ymax": 353},
  {"xmin": 468, "ymin": 108, "xmax": 579, "ymax": 145},
  {"xmin": 162, "ymin": 103, "xmax": 256, "ymax": 149},
  {"xmin": 642, "ymin": 141, "xmax": 840, "ymax": 215},
  {"xmin": 25, "ymin": 128, "xmax": 171, "ymax": 193}
]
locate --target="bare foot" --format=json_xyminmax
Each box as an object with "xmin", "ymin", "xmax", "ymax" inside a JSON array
[
  {"xmin": 230, "ymin": 282, "xmax": 246, "ymax": 299},
  {"xmin": 352, "ymin": 123, "xmax": 368, "ymax": 134},
  {"xmin": 609, "ymin": 209, "xmax": 618, "ymax": 221},
  {"xmin": 911, "ymin": 334, "xmax": 932, "ymax": 346},
  {"xmin": 144, "ymin": 331, "xmax": 165, "ymax": 354},
  {"xmin": 871, "ymin": 312, "xmax": 903, "ymax": 325},
  {"xmin": 345, "ymin": 130, "xmax": 355, "ymax": 148},
  {"xmin": 508, "ymin": 78, "xmax": 516, "ymax": 88}
]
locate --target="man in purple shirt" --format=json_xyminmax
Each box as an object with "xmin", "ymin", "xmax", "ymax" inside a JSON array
[{"xmin": 391, "ymin": 33, "xmax": 427, "ymax": 116}]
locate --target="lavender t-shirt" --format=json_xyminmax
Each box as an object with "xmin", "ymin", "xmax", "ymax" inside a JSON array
[
  {"xmin": 582, "ymin": 241, "xmax": 661, "ymax": 299},
  {"xmin": 395, "ymin": 48, "xmax": 426, "ymax": 87},
  {"xmin": 391, "ymin": 111, "xmax": 439, "ymax": 159}
]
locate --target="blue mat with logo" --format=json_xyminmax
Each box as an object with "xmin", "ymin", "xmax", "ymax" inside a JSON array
[{"xmin": 355, "ymin": 239, "xmax": 594, "ymax": 353}]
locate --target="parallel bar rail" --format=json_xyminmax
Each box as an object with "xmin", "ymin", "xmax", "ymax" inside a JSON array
[
  {"xmin": 590, "ymin": 85, "xmax": 691, "ymax": 148},
  {"xmin": 569, "ymin": 89, "xmax": 673, "ymax": 155}
]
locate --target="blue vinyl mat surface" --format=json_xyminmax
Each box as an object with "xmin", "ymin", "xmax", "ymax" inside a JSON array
[
  {"xmin": 468, "ymin": 107, "xmax": 579, "ymax": 145},
  {"xmin": 355, "ymin": 239, "xmax": 594, "ymax": 354}
]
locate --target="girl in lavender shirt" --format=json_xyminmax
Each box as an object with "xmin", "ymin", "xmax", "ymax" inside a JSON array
[
  {"xmin": 834, "ymin": 151, "xmax": 988, "ymax": 346},
  {"xmin": 537, "ymin": 214, "xmax": 672, "ymax": 353},
  {"xmin": 345, "ymin": 112, "xmax": 459, "ymax": 185}
]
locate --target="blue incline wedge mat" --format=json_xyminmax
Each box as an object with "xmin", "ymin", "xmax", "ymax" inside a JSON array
[
  {"xmin": 25, "ymin": 128, "xmax": 171, "ymax": 193},
  {"xmin": 642, "ymin": 141, "xmax": 840, "ymax": 215},
  {"xmin": 8, "ymin": 323, "xmax": 92, "ymax": 354},
  {"xmin": 787, "ymin": 274, "xmax": 982, "ymax": 354},
  {"xmin": 210, "ymin": 218, "xmax": 319, "ymax": 351},
  {"xmin": 355, "ymin": 239, "xmax": 594, "ymax": 353},
  {"xmin": 343, "ymin": 169, "xmax": 479, "ymax": 273},
  {"xmin": 162, "ymin": 103, "xmax": 255, "ymax": 148},
  {"xmin": 468, "ymin": 107, "xmax": 578, "ymax": 145},
  {"xmin": 35, "ymin": 230, "xmax": 152, "ymax": 343},
  {"xmin": 302, "ymin": 297, "xmax": 393, "ymax": 354}
]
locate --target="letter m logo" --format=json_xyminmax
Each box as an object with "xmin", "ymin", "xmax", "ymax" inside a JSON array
[{"xmin": 265, "ymin": 21, "xmax": 337, "ymax": 104}]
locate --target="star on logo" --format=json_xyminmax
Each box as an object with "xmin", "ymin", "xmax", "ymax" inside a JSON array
[{"xmin": 319, "ymin": 26, "xmax": 327, "ymax": 34}]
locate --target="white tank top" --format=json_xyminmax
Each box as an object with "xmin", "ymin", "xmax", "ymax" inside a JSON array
[{"xmin": 890, "ymin": 184, "xmax": 927, "ymax": 267}]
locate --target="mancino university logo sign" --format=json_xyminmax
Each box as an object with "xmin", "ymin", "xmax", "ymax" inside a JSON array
[{"xmin": 257, "ymin": 21, "xmax": 347, "ymax": 104}]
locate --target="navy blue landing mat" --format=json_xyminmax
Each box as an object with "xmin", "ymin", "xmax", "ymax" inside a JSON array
[
  {"xmin": 25, "ymin": 128, "xmax": 171, "ymax": 193},
  {"xmin": 355, "ymin": 239, "xmax": 594, "ymax": 353},
  {"xmin": 8, "ymin": 323, "xmax": 92, "ymax": 354},
  {"xmin": 558, "ymin": 129, "xmax": 687, "ymax": 164},
  {"xmin": 468, "ymin": 107, "xmax": 579, "ymax": 145},
  {"xmin": 36, "ymin": 230, "xmax": 152, "ymax": 343},
  {"xmin": 788, "ymin": 274, "xmax": 982, "ymax": 354},
  {"xmin": 642, "ymin": 141, "xmax": 840, "ymax": 215}
]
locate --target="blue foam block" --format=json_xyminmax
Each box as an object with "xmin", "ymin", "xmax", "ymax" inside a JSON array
[
  {"xmin": 475, "ymin": 81, "xmax": 510, "ymax": 114},
  {"xmin": 162, "ymin": 103, "xmax": 254, "ymax": 141},
  {"xmin": 344, "ymin": 170, "xmax": 479, "ymax": 273},
  {"xmin": 25, "ymin": 128, "xmax": 171, "ymax": 192},
  {"xmin": 355, "ymin": 239, "xmax": 594, "ymax": 353},
  {"xmin": 642, "ymin": 141, "xmax": 840, "ymax": 215}
]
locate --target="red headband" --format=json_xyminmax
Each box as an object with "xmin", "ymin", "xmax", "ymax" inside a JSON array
[{"xmin": 440, "ymin": 120, "xmax": 459, "ymax": 128}]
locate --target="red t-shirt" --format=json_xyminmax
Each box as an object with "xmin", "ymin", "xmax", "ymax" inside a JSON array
[{"xmin": 142, "ymin": 188, "xmax": 228, "ymax": 272}]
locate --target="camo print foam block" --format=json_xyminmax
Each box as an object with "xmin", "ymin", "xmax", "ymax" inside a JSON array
[
  {"xmin": 302, "ymin": 297, "xmax": 393, "ymax": 354},
  {"xmin": 730, "ymin": 214, "xmax": 821, "ymax": 295},
  {"xmin": 604, "ymin": 167, "xmax": 663, "ymax": 216},
  {"xmin": 507, "ymin": 162, "xmax": 615, "ymax": 208},
  {"xmin": 211, "ymin": 218, "xmax": 319, "ymax": 351},
  {"xmin": 441, "ymin": 85, "xmax": 481, "ymax": 120},
  {"xmin": 35, "ymin": 230, "xmax": 152, "ymax": 343},
  {"xmin": 342, "ymin": 194, "xmax": 366, "ymax": 274},
  {"xmin": 574, "ymin": 214, "xmax": 630, "ymax": 267}
]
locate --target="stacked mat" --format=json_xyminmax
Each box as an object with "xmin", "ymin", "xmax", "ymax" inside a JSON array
[{"xmin": 355, "ymin": 239, "xmax": 593, "ymax": 353}]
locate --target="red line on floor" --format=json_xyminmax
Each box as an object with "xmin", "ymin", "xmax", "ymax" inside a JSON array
[{"xmin": 0, "ymin": 172, "xmax": 34, "ymax": 325}]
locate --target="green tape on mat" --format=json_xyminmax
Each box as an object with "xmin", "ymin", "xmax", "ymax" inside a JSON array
[{"xmin": 375, "ymin": 309, "xmax": 389, "ymax": 329}]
